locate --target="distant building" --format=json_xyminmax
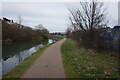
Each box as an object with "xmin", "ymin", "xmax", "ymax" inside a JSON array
[
  {"xmin": 3, "ymin": 17, "xmax": 11, "ymax": 22},
  {"xmin": 50, "ymin": 32, "xmax": 65, "ymax": 40},
  {"xmin": 111, "ymin": 26, "xmax": 120, "ymax": 50},
  {"xmin": 3, "ymin": 17, "xmax": 14, "ymax": 25},
  {"xmin": 100, "ymin": 26, "xmax": 120, "ymax": 52},
  {"xmin": 51, "ymin": 32, "xmax": 65, "ymax": 37}
]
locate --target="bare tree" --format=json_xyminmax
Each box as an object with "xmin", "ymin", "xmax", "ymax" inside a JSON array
[
  {"xmin": 17, "ymin": 15, "xmax": 23, "ymax": 28},
  {"xmin": 17, "ymin": 15, "xmax": 23, "ymax": 62},
  {"xmin": 18, "ymin": 16, "xmax": 22, "ymax": 24},
  {"xmin": 35, "ymin": 24, "xmax": 44, "ymax": 30},
  {"xmin": 68, "ymin": 1, "xmax": 108, "ymax": 49},
  {"xmin": 68, "ymin": 1, "xmax": 108, "ymax": 32},
  {"xmin": 66, "ymin": 27, "xmax": 72, "ymax": 38}
]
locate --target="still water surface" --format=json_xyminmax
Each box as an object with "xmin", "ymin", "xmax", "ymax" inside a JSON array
[{"xmin": 2, "ymin": 39, "xmax": 55, "ymax": 75}]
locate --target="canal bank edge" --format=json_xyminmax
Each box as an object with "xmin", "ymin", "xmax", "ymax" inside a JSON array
[{"xmin": 2, "ymin": 39, "xmax": 63, "ymax": 79}]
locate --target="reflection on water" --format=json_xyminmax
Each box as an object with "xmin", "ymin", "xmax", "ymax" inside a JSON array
[
  {"xmin": 2, "ymin": 40, "xmax": 49, "ymax": 60},
  {"xmin": 2, "ymin": 39, "xmax": 55, "ymax": 75}
]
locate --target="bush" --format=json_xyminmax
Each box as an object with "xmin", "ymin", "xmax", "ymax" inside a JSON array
[{"xmin": 2, "ymin": 20, "xmax": 49, "ymax": 43}]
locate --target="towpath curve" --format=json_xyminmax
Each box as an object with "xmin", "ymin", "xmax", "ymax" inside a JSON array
[{"xmin": 21, "ymin": 39, "xmax": 66, "ymax": 78}]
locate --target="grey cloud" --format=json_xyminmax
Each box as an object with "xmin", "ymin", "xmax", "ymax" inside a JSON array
[{"xmin": 2, "ymin": 2, "xmax": 118, "ymax": 32}]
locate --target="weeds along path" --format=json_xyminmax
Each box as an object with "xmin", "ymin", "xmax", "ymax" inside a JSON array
[{"xmin": 21, "ymin": 39, "xmax": 66, "ymax": 78}]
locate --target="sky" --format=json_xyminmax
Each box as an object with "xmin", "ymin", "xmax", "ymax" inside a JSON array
[
  {"xmin": 0, "ymin": 1, "xmax": 119, "ymax": 33},
  {"xmin": 118, "ymin": 1, "xmax": 120, "ymax": 25}
]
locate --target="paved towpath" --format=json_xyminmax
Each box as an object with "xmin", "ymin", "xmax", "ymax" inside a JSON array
[{"xmin": 21, "ymin": 39, "xmax": 66, "ymax": 78}]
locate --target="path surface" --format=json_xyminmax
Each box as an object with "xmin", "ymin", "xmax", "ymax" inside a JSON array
[{"xmin": 21, "ymin": 39, "xmax": 66, "ymax": 78}]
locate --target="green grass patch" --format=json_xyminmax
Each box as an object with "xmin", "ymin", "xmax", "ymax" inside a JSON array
[
  {"xmin": 61, "ymin": 39, "xmax": 118, "ymax": 78},
  {"xmin": 2, "ymin": 40, "xmax": 58, "ymax": 79}
]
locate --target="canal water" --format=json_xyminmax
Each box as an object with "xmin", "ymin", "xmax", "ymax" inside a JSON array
[{"xmin": 2, "ymin": 39, "xmax": 55, "ymax": 75}]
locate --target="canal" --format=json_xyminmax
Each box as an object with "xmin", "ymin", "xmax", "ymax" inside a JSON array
[{"xmin": 2, "ymin": 39, "xmax": 55, "ymax": 75}]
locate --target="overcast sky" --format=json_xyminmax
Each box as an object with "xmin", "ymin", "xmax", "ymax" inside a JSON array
[{"xmin": 1, "ymin": 2, "xmax": 118, "ymax": 32}]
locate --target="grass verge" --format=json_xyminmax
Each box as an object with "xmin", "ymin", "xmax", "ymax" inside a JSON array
[
  {"xmin": 2, "ymin": 40, "xmax": 58, "ymax": 79},
  {"xmin": 61, "ymin": 38, "xmax": 118, "ymax": 78}
]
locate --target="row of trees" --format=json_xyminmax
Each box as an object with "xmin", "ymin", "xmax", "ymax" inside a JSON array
[
  {"xmin": 2, "ymin": 19, "xmax": 49, "ymax": 43},
  {"xmin": 66, "ymin": 1, "xmax": 119, "ymax": 53}
]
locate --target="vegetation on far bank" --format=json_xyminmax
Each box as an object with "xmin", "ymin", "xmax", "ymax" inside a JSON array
[
  {"xmin": 2, "ymin": 19, "xmax": 49, "ymax": 43},
  {"xmin": 61, "ymin": 39, "xmax": 118, "ymax": 78},
  {"xmin": 2, "ymin": 41, "xmax": 57, "ymax": 79}
]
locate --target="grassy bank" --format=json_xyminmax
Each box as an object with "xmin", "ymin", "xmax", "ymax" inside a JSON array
[
  {"xmin": 61, "ymin": 39, "xmax": 118, "ymax": 78},
  {"xmin": 2, "ymin": 41, "xmax": 56, "ymax": 79}
]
